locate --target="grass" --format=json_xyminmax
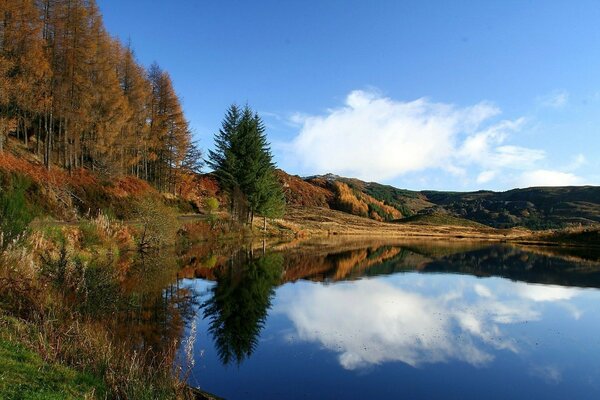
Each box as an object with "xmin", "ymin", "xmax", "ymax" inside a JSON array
[
  {"xmin": 272, "ymin": 205, "xmax": 526, "ymax": 241},
  {"xmin": 0, "ymin": 207, "xmax": 195, "ymax": 399},
  {"xmin": 394, "ymin": 213, "xmax": 488, "ymax": 228},
  {"xmin": 0, "ymin": 336, "xmax": 104, "ymax": 399}
]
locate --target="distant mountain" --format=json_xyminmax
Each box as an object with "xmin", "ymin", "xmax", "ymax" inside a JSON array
[{"xmin": 277, "ymin": 171, "xmax": 600, "ymax": 230}]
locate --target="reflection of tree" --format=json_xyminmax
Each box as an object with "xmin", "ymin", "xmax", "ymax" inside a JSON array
[
  {"xmin": 202, "ymin": 252, "xmax": 283, "ymax": 366},
  {"xmin": 112, "ymin": 251, "xmax": 199, "ymax": 362}
]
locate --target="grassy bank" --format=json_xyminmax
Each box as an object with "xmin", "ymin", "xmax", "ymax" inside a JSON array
[
  {"xmin": 0, "ymin": 326, "xmax": 105, "ymax": 399},
  {"xmin": 0, "ymin": 204, "xmax": 203, "ymax": 399}
]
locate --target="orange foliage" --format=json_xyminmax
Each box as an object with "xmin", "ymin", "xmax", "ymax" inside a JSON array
[
  {"xmin": 276, "ymin": 170, "xmax": 332, "ymax": 207},
  {"xmin": 106, "ymin": 176, "xmax": 154, "ymax": 198},
  {"xmin": 0, "ymin": 151, "xmax": 67, "ymax": 187},
  {"xmin": 332, "ymin": 181, "xmax": 369, "ymax": 216}
]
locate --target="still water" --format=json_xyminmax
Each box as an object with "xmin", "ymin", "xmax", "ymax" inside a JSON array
[{"xmin": 173, "ymin": 240, "xmax": 600, "ymax": 399}]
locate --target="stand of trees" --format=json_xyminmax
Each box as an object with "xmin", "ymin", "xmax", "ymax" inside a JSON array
[
  {"xmin": 0, "ymin": 0, "xmax": 200, "ymax": 192},
  {"xmin": 208, "ymin": 104, "xmax": 285, "ymax": 226}
]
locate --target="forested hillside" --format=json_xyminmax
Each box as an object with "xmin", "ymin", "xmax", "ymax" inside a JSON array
[
  {"xmin": 1, "ymin": 1, "xmax": 598, "ymax": 232},
  {"xmin": 0, "ymin": 0, "xmax": 200, "ymax": 193},
  {"xmin": 278, "ymin": 172, "xmax": 600, "ymax": 230}
]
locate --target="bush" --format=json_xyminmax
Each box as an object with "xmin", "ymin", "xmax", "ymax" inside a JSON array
[
  {"xmin": 0, "ymin": 174, "xmax": 34, "ymax": 249},
  {"xmin": 135, "ymin": 197, "xmax": 179, "ymax": 251}
]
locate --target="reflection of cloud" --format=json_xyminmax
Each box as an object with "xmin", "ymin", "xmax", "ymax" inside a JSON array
[
  {"xmin": 474, "ymin": 284, "xmax": 493, "ymax": 298},
  {"xmin": 530, "ymin": 364, "xmax": 562, "ymax": 384},
  {"xmin": 513, "ymin": 282, "xmax": 584, "ymax": 320},
  {"xmin": 280, "ymin": 280, "xmax": 537, "ymax": 370},
  {"xmin": 514, "ymin": 282, "xmax": 579, "ymax": 302}
]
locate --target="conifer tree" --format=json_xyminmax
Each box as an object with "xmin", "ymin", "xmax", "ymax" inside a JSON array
[
  {"xmin": 208, "ymin": 104, "xmax": 285, "ymax": 224},
  {"xmin": 0, "ymin": 0, "xmax": 196, "ymax": 191},
  {"xmin": 207, "ymin": 104, "xmax": 242, "ymax": 213}
]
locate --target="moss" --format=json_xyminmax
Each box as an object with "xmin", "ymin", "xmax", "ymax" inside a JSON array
[{"xmin": 0, "ymin": 337, "xmax": 105, "ymax": 399}]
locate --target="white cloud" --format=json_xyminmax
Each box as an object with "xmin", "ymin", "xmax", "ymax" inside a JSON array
[
  {"xmin": 565, "ymin": 154, "xmax": 587, "ymax": 171},
  {"xmin": 538, "ymin": 90, "xmax": 569, "ymax": 109},
  {"xmin": 517, "ymin": 169, "xmax": 585, "ymax": 187},
  {"xmin": 288, "ymin": 90, "xmax": 504, "ymax": 181},
  {"xmin": 284, "ymin": 90, "xmax": 591, "ymax": 188},
  {"xmin": 476, "ymin": 170, "xmax": 497, "ymax": 184}
]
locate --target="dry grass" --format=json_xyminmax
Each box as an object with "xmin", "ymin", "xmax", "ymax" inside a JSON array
[
  {"xmin": 0, "ymin": 214, "xmax": 196, "ymax": 399},
  {"xmin": 270, "ymin": 205, "xmax": 532, "ymax": 242}
]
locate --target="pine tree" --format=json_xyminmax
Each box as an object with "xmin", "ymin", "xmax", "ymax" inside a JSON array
[
  {"xmin": 208, "ymin": 104, "xmax": 285, "ymax": 224},
  {"xmin": 207, "ymin": 104, "xmax": 242, "ymax": 214}
]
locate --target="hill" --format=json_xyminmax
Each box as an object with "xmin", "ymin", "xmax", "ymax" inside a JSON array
[
  {"xmin": 2, "ymin": 135, "xmax": 598, "ymax": 232},
  {"xmin": 278, "ymin": 171, "xmax": 600, "ymax": 230}
]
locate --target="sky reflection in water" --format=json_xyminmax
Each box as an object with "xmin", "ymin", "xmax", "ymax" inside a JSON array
[{"xmin": 184, "ymin": 243, "xmax": 600, "ymax": 400}]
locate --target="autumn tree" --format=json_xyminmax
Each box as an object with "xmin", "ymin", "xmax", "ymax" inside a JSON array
[
  {"xmin": 0, "ymin": 0, "xmax": 50, "ymax": 152},
  {"xmin": 147, "ymin": 63, "xmax": 192, "ymax": 193},
  {"xmin": 0, "ymin": 0, "xmax": 196, "ymax": 192}
]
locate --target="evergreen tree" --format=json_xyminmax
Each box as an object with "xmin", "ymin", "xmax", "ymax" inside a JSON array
[
  {"xmin": 207, "ymin": 104, "xmax": 242, "ymax": 214},
  {"xmin": 208, "ymin": 104, "xmax": 285, "ymax": 224}
]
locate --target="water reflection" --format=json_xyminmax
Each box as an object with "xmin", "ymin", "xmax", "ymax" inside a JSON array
[
  {"xmin": 277, "ymin": 277, "xmax": 580, "ymax": 370},
  {"xmin": 180, "ymin": 241, "xmax": 600, "ymax": 399},
  {"xmin": 201, "ymin": 251, "xmax": 283, "ymax": 365},
  {"xmin": 112, "ymin": 252, "xmax": 198, "ymax": 358}
]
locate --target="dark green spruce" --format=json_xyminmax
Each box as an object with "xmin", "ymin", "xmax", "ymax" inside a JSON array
[{"xmin": 207, "ymin": 104, "xmax": 285, "ymax": 225}]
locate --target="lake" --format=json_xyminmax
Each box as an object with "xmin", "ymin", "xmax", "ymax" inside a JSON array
[{"xmin": 166, "ymin": 240, "xmax": 600, "ymax": 399}]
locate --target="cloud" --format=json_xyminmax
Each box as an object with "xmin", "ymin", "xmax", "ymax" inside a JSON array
[
  {"xmin": 283, "ymin": 89, "xmax": 592, "ymax": 188},
  {"xmin": 516, "ymin": 169, "xmax": 586, "ymax": 187},
  {"xmin": 565, "ymin": 154, "xmax": 587, "ymax": 171},
  {"xmin": 476, "ymin": 170, "xmax": 497, "ymax": 184},
  {"xmin": 288, "ymin": 90, "xmax": 506, "ymax": 181},
  {"xmin": 538, "ymin": 90, "xmax": 569, "ymax": 109},
  {"xmin": 286, "ymin": 90, "xmax": 548, "ymax": 184}
]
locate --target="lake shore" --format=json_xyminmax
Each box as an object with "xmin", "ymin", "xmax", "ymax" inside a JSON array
[{"xmin": 265, "ymin": 205, "xmax": 599, "ymax": 248}]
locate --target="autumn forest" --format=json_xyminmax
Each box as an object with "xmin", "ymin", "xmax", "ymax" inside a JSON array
[{"xmin": 0, "ymin": 0, "xmax": 197, "ymax": 193}]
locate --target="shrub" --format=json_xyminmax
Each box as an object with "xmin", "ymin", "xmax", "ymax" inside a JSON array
[
  {"xmin": 135, "ymin": 197, "xmax": 179, "ymax": 251},
  {"xmin": 0, "ymin": 174, "xmax": 34, "ymax": 249}
]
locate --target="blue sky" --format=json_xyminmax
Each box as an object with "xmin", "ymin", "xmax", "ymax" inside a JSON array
[{"xmin": 98, "ymin": 0, "xmax": 600, "ymax": 190}]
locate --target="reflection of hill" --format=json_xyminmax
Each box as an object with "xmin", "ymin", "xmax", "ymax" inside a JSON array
[
  {"xmin": 182, "ymin": 239, "xmax": 600, "ymax": 291},
  {"xmin": 421, "ymin": 246, "xmax": 600, "ymax": 289},
  {"xmin": 112, "ymin": 253, "xmax": 198, "ymax": 362},
  {"xmin": 277, "ymin": 241, "xmax": 600, "ymax": 289}
]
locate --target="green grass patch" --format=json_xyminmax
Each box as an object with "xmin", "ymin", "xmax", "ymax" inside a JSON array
[
  {"xmin": 0, "ymin": 174, "xmax": 35, "ymax": 249},
  {"xmin": 0, "ymin": 337, "xmax": 105, "ymax": 399}
]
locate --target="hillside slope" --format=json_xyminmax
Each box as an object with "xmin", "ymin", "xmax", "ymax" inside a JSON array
[
  {"xmin": 279, "ymin": 172, "xmax": 600, "ymax": 230},
  {"xmin": 2, "ymin": 138, "xmax": 598, "ymax": 232}
]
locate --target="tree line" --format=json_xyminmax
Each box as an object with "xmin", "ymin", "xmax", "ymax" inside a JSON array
[
  {"xmin": 0, "ymin": 0, "xmax": 198, "ymax": 192},
  {"xmin": 1, "ymin": 1, "xmax": 284, "ymax": 223}
]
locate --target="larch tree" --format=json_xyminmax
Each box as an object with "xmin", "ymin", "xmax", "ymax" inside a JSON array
[{"xmin": 0, "ymin": 0, "xmax": 196, "ymax": 192}]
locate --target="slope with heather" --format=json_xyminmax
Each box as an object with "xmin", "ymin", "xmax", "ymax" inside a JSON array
[{"xmin": 279, "ymin": 172, "xmax": 600, "ymax": 230}]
